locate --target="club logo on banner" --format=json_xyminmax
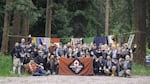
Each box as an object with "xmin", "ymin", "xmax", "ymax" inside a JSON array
[{"xmin": 68, "ymin": 59, "xmax": 84, "ymax": 74}]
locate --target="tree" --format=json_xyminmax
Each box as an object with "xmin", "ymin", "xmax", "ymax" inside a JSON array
[
  {"xmin": 105, "ymin": 0, "xmax": 110, "ymax": 36},
  {"xmin": 110, "ymin": 0, "xmax": 134, "ymax": 35},
  {"xmin": 29, "ymin": 0, "xmax": 105, "ymax": 38},
  {"xmin": 20, "ymin": 0, "xmax": 37, "ymax": 39},
  {"xmin": 10, "ymin": 10, "xmax": 21, "ymax": 49},
  {"xmin": 22, "ymin": 14, "xmax": 30, "ymax": 39},
  {"xmin": 1, "ymin": 0, "xmax": 12, "ymax": 54},
  {"xmin": 134, "ymin": 0, "xmax": 146, "ymax": 65},
  {"xmin": 0, "ymin": 0, "xmax": 5, "ymax": 48},
  {"xmin": 12, "ymin": 0, "xmax": 38, "ymax": 39},
  {"xmin": 97, "ymin": 0, "xmax": 105, "ymax": 36},
  {"xmin": 147, "ymin": 0, "xmax": 150, "ymax": 49},
  {"xmin": 7, "ymin": 0, "xmax": 39, "ymax": 49},
  {"xmin": 45, "ymin": 0, "xmax": 52, "ymax": 37},
  {"xmin": 30, "ymin": 0, "xmax": 46, "ymax": 37}
]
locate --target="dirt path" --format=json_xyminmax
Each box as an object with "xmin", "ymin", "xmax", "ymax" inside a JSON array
[{"xmin": 0, "ymin": 75, "xmax": 150, "ymax": 84}]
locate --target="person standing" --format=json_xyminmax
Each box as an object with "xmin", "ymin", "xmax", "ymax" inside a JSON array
[
  {"xmin": 56, "ymin": 43, "xmax": 65, "ymax": 58},
  {"xmin": 19, "ymin": 38, "xmax": 27, "ymax": 72},
  {"xmin": 10, "ymin": 42, "xmax": 22, "ymax": 75}
]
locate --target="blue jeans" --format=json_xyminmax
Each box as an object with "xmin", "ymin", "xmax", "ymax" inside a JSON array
[{"xmin": 33, "ymin": 68, "xmax": 46, "ymax": 76}]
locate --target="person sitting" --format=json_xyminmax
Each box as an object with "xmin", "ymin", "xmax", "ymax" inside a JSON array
[
  {"xmin": 24, "ymin": 60, "xmax": 47, "ymax": 76},
  {"xmin": 34, "ymin": 50, "xmax": 45, "ymax": 65},
  {"xmin": 32, "ymin": 63, "xmax": 47, "ymax": 76},
  {"xmin": 24, "ymin": 60, "xmax": 38, "ymax": 74},
  {"xmin": 93, "ymin": 56, "xmax": 104, "ymax": 75}
]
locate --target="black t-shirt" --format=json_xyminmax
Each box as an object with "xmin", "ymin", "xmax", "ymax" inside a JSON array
[{"xmin": 34, "ymin": 56, "xmax": 45, "ymax": 64}]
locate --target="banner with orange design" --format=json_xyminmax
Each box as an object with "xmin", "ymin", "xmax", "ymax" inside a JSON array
[{"xmin": 58, "ymin": 58, "xmax": 94, "ymax": 75}]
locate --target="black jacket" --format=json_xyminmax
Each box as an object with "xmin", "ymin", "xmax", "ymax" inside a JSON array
[{"xmin": 10, "ymin": 46, "xmax": 22, "ymax": 58}]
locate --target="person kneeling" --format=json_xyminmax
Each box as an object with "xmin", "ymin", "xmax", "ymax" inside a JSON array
[
  {"xmin": 103, "ymin": 55, "xmax": 117, "ymax": 77},
  {"xmin": 118, "ymin": 55, "xmax": 132, "ymax": 77}
]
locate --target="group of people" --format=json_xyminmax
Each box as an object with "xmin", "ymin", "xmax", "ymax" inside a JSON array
[{"xmin": 10, "ymin": 38, "xmax": 134, "ymax": 77}]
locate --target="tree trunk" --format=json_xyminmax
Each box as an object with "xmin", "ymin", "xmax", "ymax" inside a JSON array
[
  {"xmin": 45, "ymin": 0, "xmax": 52, "ymax": 37},
  {"xmin": 22, "ymin": 14, "xmax": 30, "ymax": 39},
  {"xmin": 127, "ymin": 0, "xmax": 133, "ymax": 29},
  {"xmin": 147, "ymin": 0, "xmax": 150, "ymax": 49},
  {"xmin": 1, "ymin": 0, "xmax": 12, "ymax": 54},
  {"xmin": 10, "ymin": 11, "xmax": 21, "ymax": 50},
  {"xmin": 97, "ymin": 0, "xmax": 103, "ymax": 36},
  {"xmin": 105, "ymin": 0, "xmax": 110, "ymax": 36},
  {"xmin": 134, "ymin": 0, "xmax": 146, "ymax": 65}
]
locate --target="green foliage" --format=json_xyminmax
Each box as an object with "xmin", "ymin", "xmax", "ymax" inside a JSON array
[
  {"xmin": 146, "ymin": 48, "xmax": 150, "ymax": 54},
  {"xmin": 0, "ymin": 0, "xmax": 148, "ymax": 37},
  {"xmin": 52, "ymin": 2, "xmax": 71, "ymax": 37},
  {"xmin": 61, "ymin": 38, "xmax": 71, "ymax": 44},
  {"xmin": 0, "ymin": 0, "xmax": 150, "ymax": 46},
  {"xmin": 29, "ymin": 8, "xmax": 42, "ymax": 25},
  {"xmin": 0, "ymin": 55, "xmax": 12, "ymax": 76},
  {"xmin": 86, "ymin": 21, "xmax": 97, "ymax": 37},
  {"xmin": 110, "ymin": 0, "xmax": 134, "ymax": 35},
  {"xmin": 14, "ymin": 0, "xmax": 41, "ymax": 25},
  {"xmin": 49, "ymin": 0, "xmax": 104, "ymax": 38},
  {"xmin": 0, "ymin": 0, "xmax": 5, "ymax": 48},
  {"xmin": 12, "ymin": 0, "xmax": 36, "ymax": 14},
  {"xmin": 5, "ymin": 0, "xmax": 41, "ymax": 25}
]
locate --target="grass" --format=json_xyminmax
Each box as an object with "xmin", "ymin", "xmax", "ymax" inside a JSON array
[
  {"xmin": 0, "ymin": 55, "xmax": 150, "ymax": 76},
  {"xmin": 0, "ymin": 55, "xmax": 12, "ymax": 76},
  {"xmin": 132, "ymin": 63, "xmax": 150, "ymax": 76}
]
